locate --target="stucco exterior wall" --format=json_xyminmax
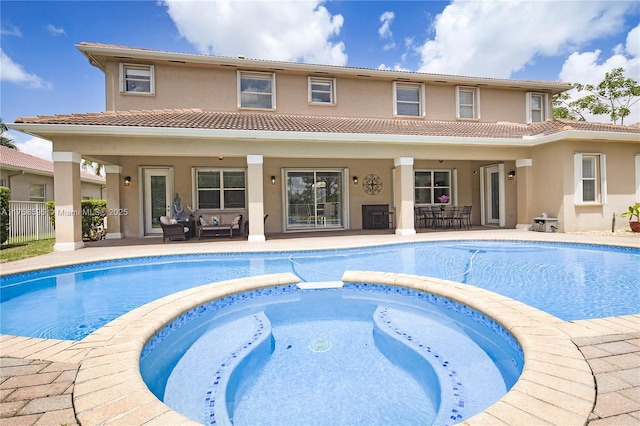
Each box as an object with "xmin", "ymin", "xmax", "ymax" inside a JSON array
[
  {"xmin": 104, "ymin": 60, "xmax": 543, "ymax": 124},
  {"xmin": 528, "ymin": 140, "xmax": 640, "ymax": 232}
]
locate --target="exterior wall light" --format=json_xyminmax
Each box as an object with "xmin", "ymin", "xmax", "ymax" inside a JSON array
[
  {"xmin": 508, "ymin": 170, "xmax": 516, "ymax": 180},
  {"xmin": 352, "ymin": 176, "xmax": 358, "ymax": 185},
  {"xmin": 124, "ymin": 176, "xmax": 132, "ymax": 186},
  {"xmin": 270, "ymin": 176, "xmax": 276, "ymax": 185}
]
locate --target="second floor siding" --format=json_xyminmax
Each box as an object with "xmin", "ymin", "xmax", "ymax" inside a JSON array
[{"xmin": 104, "ymin": 59, "xmax": 550, "ymax": 125}]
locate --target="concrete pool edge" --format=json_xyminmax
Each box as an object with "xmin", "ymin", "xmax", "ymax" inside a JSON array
[{"xmin": 58, "ymin": 270, "xmax": 594, "ymax": 425}]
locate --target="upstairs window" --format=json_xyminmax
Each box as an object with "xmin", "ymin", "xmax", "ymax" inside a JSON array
[
  {"xmin": 238, "ymin": 71, "xmax": 275, "ymax": 109},
  {"xmin": 309, "ymin": 77, "xmax": 336, "ymax": 104},
  {"xmin": 394, "ymin": 82, "xmax": 425, "ymax": 117},
  {"xmin": 456, "ymin": 86, "xmax": 480, "ymax": 119},
  {"xmin": 194, "ymin": 169, "xmax": 246, "ymax": 210},
  {"xmin": 120, "ymin": 64, "xmax": 154, "ymax": 94},
  {"xmin": 574, "ymin": 153, "xmax": 606, "ymax": 205},
  {"xmin": 527, "ymin": 92, "xmax": 548, "ymax": 123}
]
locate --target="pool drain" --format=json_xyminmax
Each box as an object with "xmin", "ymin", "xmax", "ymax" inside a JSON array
[{"xmin": 308, "ymin": 337, "xmax": 332, "ymax": 352}]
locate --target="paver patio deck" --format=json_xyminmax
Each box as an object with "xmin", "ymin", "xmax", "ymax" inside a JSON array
[{"xmin": 1, "ymin": 229, "xmax": 639, "ymax": 425}]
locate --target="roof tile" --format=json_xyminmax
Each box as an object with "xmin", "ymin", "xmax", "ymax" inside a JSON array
[{"xmin": 14, "ymin": 110, "xmax": 640, "ymax": 139}]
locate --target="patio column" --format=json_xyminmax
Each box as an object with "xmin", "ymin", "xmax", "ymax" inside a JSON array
[
  {"xmin": 247, "ymin": 154, "xmax": 266, "ymax": 242},
  {"xmin": 104, "ymin": 165, "xmax": 123, "ymax": 239},
  {"xmin": 394, "ymin": 156, "xmax": 416, "ymax": 235},
  {"xmin": 515, "ymin": 159, "xmax": 533, "ymax": 230},
  {"xmin": 52, "ymin": 151, "xmax": 84, "ymax": 251}
]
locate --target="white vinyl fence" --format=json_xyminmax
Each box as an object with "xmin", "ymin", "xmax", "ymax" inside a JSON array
[{"xmin": 5, "ymin": 201, "xmax": 55, "ymax": 244}]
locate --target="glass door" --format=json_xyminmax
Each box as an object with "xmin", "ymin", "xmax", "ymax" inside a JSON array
[
  {"xmin": 482, "ymin": 164, "xmax": 504, "ymax": 226},
  {"xmin": 285, "ymin": 169, "xmax": 344, "ymax": 231},
  {"xmin": 143, "ymin": 168, "xmax": 173, "ymax": 235}
]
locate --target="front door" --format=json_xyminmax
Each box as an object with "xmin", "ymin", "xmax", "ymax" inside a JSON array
[
  {"xmin": 481, "ymin": 164, "xmax": 505, "ymax": 227},
  {"xmin": 143, "ymin": 168, "xmax": 173, "ymax": 235}
]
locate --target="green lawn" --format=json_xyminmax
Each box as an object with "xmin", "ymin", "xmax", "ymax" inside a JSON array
[{"xmin": 0, "ymin": 239, "xmax": 55, "ymax": 263}]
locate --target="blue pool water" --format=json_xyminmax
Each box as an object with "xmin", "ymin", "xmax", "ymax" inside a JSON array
[
  {"xmin": 140, "ymin": 284, "xmax": 523, "ymax": 425},
  {"xmin": 1, "ymin": 241, "xmax": 638, "ymax": 340}
]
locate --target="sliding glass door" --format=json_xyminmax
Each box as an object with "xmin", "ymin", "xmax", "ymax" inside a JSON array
[{"xmin": 285, "ymin": 169, "xmax": 345, "ymax": 231}]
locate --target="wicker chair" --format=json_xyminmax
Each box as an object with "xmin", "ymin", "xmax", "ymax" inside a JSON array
[{"xmin": 159, "ymin": 216, "xmax": 190, "ymax": 242}]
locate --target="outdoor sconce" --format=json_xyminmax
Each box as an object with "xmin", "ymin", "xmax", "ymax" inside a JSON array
[
  {"xmin": 352, "ymin": 176, "xmax": 358, "ymax": 185},
  {"xmin": 270, "ymin": 176, "xmax": 276, "ymax": 185},
  {"xmin": 123, "ymin": 176, "xmax": 131, "ymax": 186},
  {"xmin": 508, "ymin": 170, "xmax": 516, "ymax": 180}
]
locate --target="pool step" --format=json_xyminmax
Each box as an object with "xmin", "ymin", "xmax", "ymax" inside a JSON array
[
  {"xmin": 373, "ymin": 307, "xmax": 507, "ymax": 425},
  {"xmin": 163, "ymin": 312, "xmax": 273, "ymax": 425}
]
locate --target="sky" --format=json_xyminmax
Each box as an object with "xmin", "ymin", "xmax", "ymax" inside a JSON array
[{"xmin": 1, "ymin": 0, "xmax": 639, "ymax": 161}]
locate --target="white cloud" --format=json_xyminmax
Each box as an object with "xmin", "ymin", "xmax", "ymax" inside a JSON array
[
  {"xmin": 15, "ymin": 135, "xmax": 53, "ymax": 161},
  {"xmin": 417, "ymin": 0, "xmax": 635, "ymax": 78},
  {"xmin": 46, "ymin": 24, "xmax": 65, "ymax": 36},
  {"xmin": 0, "ymin": 24, "xmax": 22, "ymax": 37},
  {"xmin": 162, "ymin": 0, "xmax": 347, "ymax": 65},
  {"xmin": 378, "ymin": 11, "xmax": 394, "ymax": 39},
  {"xmin": 559, "ymin": 24, "xmax": 640, "ymax": 124},
  {"xmin": 0, "ymin": 49, "xmax": 51, "ymax": 89}
]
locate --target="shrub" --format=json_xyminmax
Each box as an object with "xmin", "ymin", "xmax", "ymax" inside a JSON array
[
  {"xmin": 46, "ymin": 199, "xmax": 107, "ymax": 239},
  {"xmin": 0, "ymin": 186, "xmax": 9, "ymax": 244}
]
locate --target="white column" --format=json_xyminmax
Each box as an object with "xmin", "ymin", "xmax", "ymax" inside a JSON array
[
  {"xmin": 515, "ymin": 159, "xmax": 533, "ymax": 230},
  {"xmin": 104, "ymin": 165, "xmax": 123, "ymax": 239},
  {"xmin": 247, "ymin": 154, "xmax": 266, "ymax": 242},
  {"xmin": 394, "ymin": 156, "xmax": 416, "ymax": 236},
  {"xmin": 52, "ymin": 151, "xmax": 85, "ymax": 251}
]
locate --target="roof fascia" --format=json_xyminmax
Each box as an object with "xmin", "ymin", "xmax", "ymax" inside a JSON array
[
  {"xmin": 75, "ymin": 44, "xmax": 572, "ymax": 93},
  {"xmin": 10, "ymin": 122, "xmax": 639, "ymax": 147}
]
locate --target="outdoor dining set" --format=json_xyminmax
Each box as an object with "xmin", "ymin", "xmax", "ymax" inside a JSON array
[{"xmin": 415, "ymin": 205, "xmax": 472, "ymax": 230}]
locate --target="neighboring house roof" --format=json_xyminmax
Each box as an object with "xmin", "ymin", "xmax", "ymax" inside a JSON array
[
  {"xmin": 13, "ymin": 109, "xmax": 640, "ymax": 140},
  {"xmin": 0, "ymin": 145, "xmax": 106, "ymax": 184},
  {"xmin": 76, "ymin": 42, "xmax": 573, "ymax": 94}
]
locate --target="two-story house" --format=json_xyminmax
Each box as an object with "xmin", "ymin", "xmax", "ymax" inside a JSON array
[{"xmin": 8, "ymin": 42, "xmax": 640, "ymax": 251}]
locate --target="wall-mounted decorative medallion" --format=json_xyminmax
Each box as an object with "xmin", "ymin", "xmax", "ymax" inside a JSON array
[{"xmin": 362, "ymin": 174, "xmax": 382, "ymax": 195}]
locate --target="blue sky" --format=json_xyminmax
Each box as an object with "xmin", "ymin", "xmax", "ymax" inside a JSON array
[{"xmin": 1, "ymin": 0, "xmax": 639, "ymax": 159}]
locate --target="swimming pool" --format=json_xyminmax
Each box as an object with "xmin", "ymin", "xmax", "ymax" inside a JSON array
[
  {"xmin": 1, "ymin": 240, "xmax": 638, "ymax": 340},
  {"xmin": 140, "ymin": 283, "xmax": 524, "ymax": 425}
]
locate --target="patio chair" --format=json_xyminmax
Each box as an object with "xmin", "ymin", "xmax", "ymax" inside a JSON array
[
  {"xmin": 159, "ymin": 216, "xmax": 190, "ymax": 242},
  {"xmin": 459, "ymin": 205, "xmax": 472, "ymax": 229}
]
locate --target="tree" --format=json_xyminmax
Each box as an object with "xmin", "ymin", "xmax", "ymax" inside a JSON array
[
  {"xmin": 0, "ymin": 117, "xmax": 18, "ymax": 150},
  {"xmin": 571, "ymin": 67, "xmax": 640, "ymax": 125},
  {"xmin": 552, "ymin": 92, "xmax": 583, "ymax": 121},
  {"xmin": 82, "ymin": 160, "xmax": 104, "ymax": 177}
]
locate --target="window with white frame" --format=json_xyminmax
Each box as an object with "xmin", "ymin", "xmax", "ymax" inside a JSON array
[
  {"xmin": 309, "ymin": 77, "xmax": 336, "ymax": 104},
  {"xmin": 456, "ymin": 86, "xmax": 480, "ymax": 119},
  {"xmin": 394, "ymin": 82, "xmax": 424, "ymax": 117},
  {"xmin": 574, "ymin": 153, "xmax": 606, "ymax": 204},
  {"xmin": 414, "ymin": 170, "xmax": 452, "ymax": 204},
  {"xmin": 194, "ymin": 169, "xmax": 246, "ymax": 210},
  {"xmin": 120, "ymin": 64, "xmax": 154, "ymax": 94},
  {"xmin": 527, "ymin": 92, "xmax": 548, "ymax": 123},
  {"xmin": 238, "ymin": 71, "xmax": 275, "ymax": 109},
  {"xmin": 29, "ymin": 184, "xmax": 46, "ymax": 202}
]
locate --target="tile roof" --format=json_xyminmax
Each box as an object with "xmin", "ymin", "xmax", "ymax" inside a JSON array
[
  {"xmin": 0, "ymin": 146, "xmax": 105, "ymax": 183},
  {"xmin": 13, "ymin": 109, "xmax": 640, "ymax": 139}
]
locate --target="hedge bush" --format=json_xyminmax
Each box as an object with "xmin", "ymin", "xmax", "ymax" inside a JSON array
[
  {"xmin": 0, "ymin": 186, "xmax": 9, "ymax": 244},
  {"xmin": 46, "ymin": 199, "xmax": 107, "ymax": 239}
]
